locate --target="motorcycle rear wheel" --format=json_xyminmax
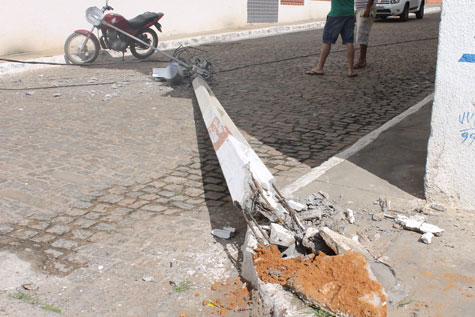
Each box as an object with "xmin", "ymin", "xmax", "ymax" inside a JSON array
[
  {"xmin": 64, "ymin": 33, "xmax": 99, "ymax": 65},
  {"xmin": 130, "ymin": 28, "xmax": 158, "ymax": 59}
]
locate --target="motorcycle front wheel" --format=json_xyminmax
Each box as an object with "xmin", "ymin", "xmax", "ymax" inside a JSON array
[
  {"xmin": 64, "ymin": 33, "xmax": 99, "ymax": 65},
  {"xmin": 130, "ymin": 28, "xmax": 158, "ymax": 59}
]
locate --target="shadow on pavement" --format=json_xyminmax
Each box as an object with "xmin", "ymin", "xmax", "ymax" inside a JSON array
[
  {"xmin": 169, "ymin": 14, "xmax": 439, "ymax": 176},
  {"xmin": 347, "ymin": 102, "xmax": 432, "ymax": 199},
  {"xmin": 79, "ymin": 52, "xmax": 171, "ymax": 75}
]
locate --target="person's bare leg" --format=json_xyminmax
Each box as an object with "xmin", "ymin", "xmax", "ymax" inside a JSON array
[
  {"xmin": 355, "ymin": 44, "xmax": 368, "ymax": 67},
  {"xmin": 307, "ymin": 43, "xmax": 331, "ymax": 74},
  {"xmin": 346, "ymin": 43, "xmax": 357, "ymax": 76},
  {"xmin": 316, "ymin": 43, "xmax": 331, "ymax": 73}
]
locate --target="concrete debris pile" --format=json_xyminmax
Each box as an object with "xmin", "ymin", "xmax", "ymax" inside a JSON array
[
  {"xmin": 241, "ymin": 190, "xmax": 396, "ymax": 316},
  {"xmin": 384, "ymin": 213, "xmax": 444, "ymax": 244},
  {"xmin": 253, "ymin": 246, "xmax": 388, "ymax": 317}
]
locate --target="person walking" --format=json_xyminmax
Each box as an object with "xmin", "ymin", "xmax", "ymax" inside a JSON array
[
  {"xmin": 354, "ymin": 0, "xmax": 375, "ymax": 68},
  {"xmin": 305, "ymin": 0, "xmax": 357, "ymax": 77}
]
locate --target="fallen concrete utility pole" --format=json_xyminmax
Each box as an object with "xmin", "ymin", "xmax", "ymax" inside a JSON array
[
  {"xmin": 192, "ymin": 77, "xmax": 306, "ymax": 244},
  {"xmin": 192, "ymin": 76, "xmax": 390, "ymax": 316}
]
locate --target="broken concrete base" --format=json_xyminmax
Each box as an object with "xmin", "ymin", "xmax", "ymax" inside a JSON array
[
  {"xmin": 241, "ymin": 228, "xmax": 312, "ymax": 316},
  {"xmin": 242, "ymin": 225, "xmax": 409, "ymax": 315}
]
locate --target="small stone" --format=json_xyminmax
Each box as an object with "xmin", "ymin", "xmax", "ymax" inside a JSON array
[
  {"xmin": 318, "ymin": 191, "xmax": 330, "ymax": 199},
  {"xmin": 53, "ymin": 216, "xmax": 75, "ymax": 224},
  {"xmin": 288, "ymin": 200, "xmax": 306, "ymax": 211},
  {"xmin": 222, "ymin": 227, "xmax": 236, "ymax": 233},
  {"xmin": 110, "ymin": 207, "xmax": 132, "ymax": 216},
  {"xmin": 72, "ymin": 229, "xmax": 93, "ymax": 240},
  {"xmin": 97, "ymin": 194, "xmax": 124, "ymax": 204},
  {"xmin": 65, "ymin": 208, "xmax": 88, "ymax": 217},
  {"xmin": 31, "ymin": 234, "xmax": 56, "ymax": 243},
  {"xmin": 73, "ymin": 219, "xmax": 97, "ymax": 229},
  {"xmin": 52, "ymin": 239, "xmax": 78, "ymax": 249},
  {"xmin": 12, "ymin": 229, "xmax": 38, "ymax": 240},
  {"xmin": 94, "ymin": 223, "xmax": 116, "ymax": 231},
  {"xmin": 0, "ymin": 224, "xmax": 14, "ymax": 234},
  {"xmin": 141, "ymin": 204, "xmax": 166, "ymax": 212},
  {"xmin": 45, "ymin": 249, "xmax": 64, "ymax": 259},
  {"xmin": 269, "ymin": 223, "xmax": 295, "ymax": 247},
  {"xmin": 302, "ymin": 227, "xmax": 320, "ymax": 251},
  {"xmin": 84, "ymin": 212, "xmax": 101, "ymax": 220},
  {"xmin": 158, "ymin": 190, "xmax": 175, "ymax": 198},
  {"xmin": 53, "ymin": 93, "xmax": 61, "ymax": 98},
  {"xmin": 71, "ymin": 201, "xmax": 94, "ymax": 209},
  {"xmin": 171, "ymin": 202, "xmax": 195, "ymax": 210},
  {"xmin": 22, "ymin": 283, "xmax": 39, "ymax": 290},
  {"xmin": 54, "ymin": 262, "xmax": 69, "ymax": 273},
  {"xmin": 281, "ymin": 244, "xmax": 298, "ymax": 258},
  {"xmin": 130, "ymin": 211, "xmax": 154, "ymax": 220},
  {"xmin": 395, "ymin": 215, "xmax": 423, "ymax": 231},
  {"xmin": 430, "ymin": 204, "xmax": 447, "ymax": 212},
  {"xmin": 420, "ymin": 232, "xmax": 434, "ymax": 244},
  {"xmin": 346, "ymin": 209, "xmax": 355, "ymax": 224},
  {"xmin": 25, "ymin": 91, "xmax": 35, "ymax": 96},
  {"xmin": 420, "ymin": 223, "xmax": 444, "ymax": 236},
  {"xmin": 372, "ymin": 214, "xmax": 382, "ymax": 221},
  {"xmin": 211, "ymin": 229, "xmax": 233, "ymax": 239},
  {"xmin": 142, "ymin": 275, "xmax": 154, "ymax": 282},
  {"xmin": 92, "ymin": 203, "xmax": 111, "ymax": 213},
  {"xmin": 319, "ymin": 227, "xmax": 372, "ymax": 260},
  {"xmin": 46, "ymin": 225, "xmax": 72, "ymax": 235},
  {"xmin": 98, "ymin": 265, "xmax": 104, "ymax": 270}
]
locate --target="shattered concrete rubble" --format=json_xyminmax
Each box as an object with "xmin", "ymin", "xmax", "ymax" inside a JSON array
[
  {"xmin": 388, "ymin": 214, "xmax": 444, "ymax": 244},
  {"xmin": 211, "ymin": 226, "xmax": 236, "ymax": 239},
  {"xmin": 253, "ymin": 246, "xmax": 387, "ymax": 317},
  {"xmin": 239, "ymin": 191, "xmax": 400, "ymax": 316}
]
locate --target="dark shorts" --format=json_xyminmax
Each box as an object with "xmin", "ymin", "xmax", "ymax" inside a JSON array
[{"xmin": 322, "ymin": 15, "xmax": 355, "ymax": 44}]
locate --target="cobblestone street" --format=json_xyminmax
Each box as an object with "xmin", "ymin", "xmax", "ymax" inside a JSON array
[{"xmin": 0, "ymin": 14, "xmax": 440, "ymax": 315}]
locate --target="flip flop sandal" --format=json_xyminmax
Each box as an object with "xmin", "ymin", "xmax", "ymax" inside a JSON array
[
  {"xmin": 305, "ymin": 70, "xmax": 324, "ymax": 76},
  {"xmin": 353, "ymin": 63, "xmax": 367, "ymax": 69}
]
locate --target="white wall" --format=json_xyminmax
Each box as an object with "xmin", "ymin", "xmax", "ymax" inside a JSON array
[
  {"xmin": 425, "ymin": 1, "xmax": 475, "ymax": 209},
  {"xmin": 0, "ymin": 0, "xmax": 330, "ymax": 56},
  {"xmin": 0, "ymin": 0, "xmax": 247, "ymax": 55},
  {"xmin": 278, "ymin": 0, "xmax": 330, "ymax": 23}
]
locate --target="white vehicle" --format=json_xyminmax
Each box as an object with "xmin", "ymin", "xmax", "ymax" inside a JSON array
[{"xmin": 375, "ymin": 0, "xmax": 425, "ymax": 21}]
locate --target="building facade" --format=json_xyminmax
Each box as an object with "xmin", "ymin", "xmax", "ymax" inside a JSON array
[{"xmin": 0, "ymin": 0, "xmax": 330, "ymax": 55}]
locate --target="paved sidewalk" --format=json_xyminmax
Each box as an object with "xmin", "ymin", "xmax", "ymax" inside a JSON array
[{"xmin": 284, "ymin": 99, "xmax": 475, "ymax": 316}]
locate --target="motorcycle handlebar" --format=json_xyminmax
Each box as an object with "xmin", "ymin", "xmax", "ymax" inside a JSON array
[{"xmin": 102, "ymin": 5, "xmax": 114, "ymax": 11}]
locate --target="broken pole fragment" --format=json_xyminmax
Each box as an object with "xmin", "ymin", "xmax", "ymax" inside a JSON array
[{"xmin": 192, "ymin": 76, "xmax": 305, "ymax": 244}]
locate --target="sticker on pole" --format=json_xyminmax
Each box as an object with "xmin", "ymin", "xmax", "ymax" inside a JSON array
[{"xmin": 208, "ymin": 117, "xmax": 232, "ymax": 151}]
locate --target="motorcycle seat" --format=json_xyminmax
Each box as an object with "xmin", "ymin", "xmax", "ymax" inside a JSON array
[{"xmin": 128, "ymin": 12, "xmax": 159, "ymax": 29}]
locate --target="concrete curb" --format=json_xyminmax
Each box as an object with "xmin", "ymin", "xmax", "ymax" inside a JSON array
[{"xmin": 0, "ymin": 7, "xmax": 440, "ymax": 76}]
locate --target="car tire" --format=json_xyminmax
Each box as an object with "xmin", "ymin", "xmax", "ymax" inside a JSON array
[
  {"xmin": 416, "ymin": 1, "xmax": 425, "ymax": 19},
  {"xmin": 400, "ymin": 3, "xmax": 409, "ymax": 22}
]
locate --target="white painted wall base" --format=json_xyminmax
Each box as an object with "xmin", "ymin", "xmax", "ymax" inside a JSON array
[{"xmin": 425, "ymin": 1, "xmax": 475, "ymax": 210}]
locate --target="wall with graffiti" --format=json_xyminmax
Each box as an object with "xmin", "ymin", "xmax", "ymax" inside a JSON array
[{"xmin": 425, "ymin": 0, "xmax": 475, "ymax": 209}]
